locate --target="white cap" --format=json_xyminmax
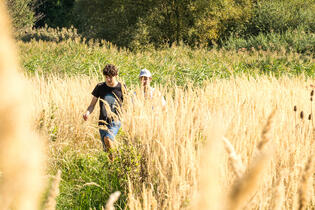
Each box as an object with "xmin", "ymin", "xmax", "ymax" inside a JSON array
[{"xmin": 139, "ymin": 68, "xmax": 152, "ymax": 78}]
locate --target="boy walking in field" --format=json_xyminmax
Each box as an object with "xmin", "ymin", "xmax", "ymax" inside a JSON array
[{"xmin": 83, "ymin": 64, "xmax": 125, "ymax": 153}]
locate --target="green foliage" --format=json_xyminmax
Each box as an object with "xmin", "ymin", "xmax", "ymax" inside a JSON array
[
  {"xmin": 5, "ymin": 0, "xmax": 37, "ymax": 32},
  {"xmin": 18, "ymin": 39, "xmax": 315, "ymax": 86},
  {"xmin": 35, "ymin": 0, "xmax": 75, "ymax": 28},
  {"xmin": 221, "ymin": 0, "xmax": 315, "ymax": 54},
  {"xmin": 130, "ymin": 0, "xmax": 196, "ymax": 48},
  {"xmin": 72, "ymin": 0, "xmax": 150, "ymax": 47},
  {"xmin": 224, "ymin": 27, "xmax": 315, "ymax": 55},
  {"xmin": 54, "ymin": 142, "xmax": 142, "ymax": 209},
  {"xmin": 30, "ymin": 0, "xmax": 315, "ymax": 49},
  {"xmin": 247, "ymin": 0, "xmax": 315, "ymax": 35},
  {"xmin": 68, "ymin": 0, "xmax": 254, "ymax": 48},
  {"xmin": 17, "ymin": 25, "xmax": 81, "ymax": 42},
  {"xmin": 189, "ymin": 0, "xmax": 253, "ymax": 45}
]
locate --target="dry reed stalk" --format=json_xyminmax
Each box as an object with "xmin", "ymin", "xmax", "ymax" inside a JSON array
[
  {"xmin": 127, "ymin": 180, "xmax": 143, "ymax": 210},
  {"xmin": 222, "ymin": 136, "xmax": 245, "ymax": 178},
  {"xmin": 0, "ymin": 2, "xmax": 44, "ymax": 210},
  {"xmin": 193, "ymin": 120, "xmax": 224, "ymax": 210},
  {"xmin": 297, "ymin": 155, "xmax": 314, "ymax": 210},
  {"xmin": 270, "ymin": 171, "xmax": 286, "ymax": 210},
  {"xmin": 44, "ymin": 170, "xmax": 62, "ymax": 210},
  {"xmin": 227, "ymin": 152, "xmax": 270, "ymax": 210},
  {"xmin": 105, "ymin": 191, "xmax": 121, "ymax": 210},
  {"xmin": 257, "ymin": 109, "xmax": 276, "ymax": 151}
]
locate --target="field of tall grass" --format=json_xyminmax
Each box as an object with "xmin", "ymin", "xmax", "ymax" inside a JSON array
[
  {"xmin": 1, "ymin": 5, "xmax": 314, "ymax": 209},
  {"xmin": 0, "ymin": 2, "xmax": 315, "ymax": 210},
  {"xmin": 28, "ymin": 74, "xmax": 314, "ymax": 209}
]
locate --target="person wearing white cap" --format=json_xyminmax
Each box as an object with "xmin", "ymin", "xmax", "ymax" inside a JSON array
[
  {"xmin": 138, "ymin": 68, "xmax": 166, "ymax": 106},
  {"xmin": 139, "ymin": 68, "xmax": 152, "ymax": 96}
]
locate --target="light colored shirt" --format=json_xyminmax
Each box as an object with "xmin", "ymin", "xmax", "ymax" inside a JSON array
[{"xmin": 134, "ymin": 87, "xmax": 166, "ymax": 106}]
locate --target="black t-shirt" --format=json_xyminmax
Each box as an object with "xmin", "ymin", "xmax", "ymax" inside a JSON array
[{"xmin": 91, "ymin": 82, "xmax": 124, "ymax": 125}]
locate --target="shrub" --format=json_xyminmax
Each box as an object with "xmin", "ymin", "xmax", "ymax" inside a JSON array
[
  {"xmin": 247, "ymin": 0, "xmax": 315, "ymax": 35},
  {"xmin": 224, "ymin": 28, "xmax": 315, "ymax": 55},
  {"xmin": 17, "ymin": 25, "xmax": 81, "ymax": 42}
]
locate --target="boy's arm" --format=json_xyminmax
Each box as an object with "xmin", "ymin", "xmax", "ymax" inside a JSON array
[{"xmin": 83, "ymin": 96, "xmax": 98, "ymax": 121}]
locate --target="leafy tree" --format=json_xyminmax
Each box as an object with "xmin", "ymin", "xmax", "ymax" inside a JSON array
[
  {"xmin": 72, "ymin": 0, "xmax": 153, "ymax": 47},
  {"xmin": 34, "ymin": 0, "xmax": 75, "ymax": 28},
  {"xmin": 131, "ymin": 0, "xmax": 253, "ymax": 47}
]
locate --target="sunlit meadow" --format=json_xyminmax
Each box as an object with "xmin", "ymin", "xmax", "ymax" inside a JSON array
[
  {"xmin": 29, "ymin": 73, "xmax": 314, "ymax": 209},
  {"xmin": 1, "ymin": 0, "xmax": 314, "ymax": 209}
]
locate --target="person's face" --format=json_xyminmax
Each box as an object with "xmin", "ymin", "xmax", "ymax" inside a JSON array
[
  {"xmin": 140, "ymin": 76, "xmax": 152, "ymax": 87},
  {"xmin": 105, "ymin": 75, "xmax": 116, "ymax": 86}
]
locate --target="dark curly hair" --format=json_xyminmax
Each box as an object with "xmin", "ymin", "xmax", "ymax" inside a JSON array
[{"xmin": 102, "ymin": 64, "xmax": 118, "ymax": 76}]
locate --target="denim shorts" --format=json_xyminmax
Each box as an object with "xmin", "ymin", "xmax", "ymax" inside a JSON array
[{"xmin": 99, "ymin": 121, "xmax": 121, "ymax": 142}]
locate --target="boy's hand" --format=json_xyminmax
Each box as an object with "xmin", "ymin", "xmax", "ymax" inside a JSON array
[{"xmin": 83, "ymin": 111, "xmax": 90, "ymax": 121}]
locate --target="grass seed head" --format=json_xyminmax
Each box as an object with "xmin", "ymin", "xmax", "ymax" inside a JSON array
[{"xmin": 300, "ymin": 111, "xmax": 304, "ymax": 119}]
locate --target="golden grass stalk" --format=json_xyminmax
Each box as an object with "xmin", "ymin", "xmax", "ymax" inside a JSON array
[
  {"xmin": 223, "ymin": 136, "xmax": 245, "ymax": 178},
  {"xmin": 297, "ymin": 155, "xmax": 314, "ymax": 210},
  {"xmin": 257, "ymin": 109, "xmax": 276, "ymax": 151},
  {"xmin": 105, "ymin": 191, "xmax": 121, "ymax": 210},
  {"xmin": 44, "ymin": 170, "xmax": 62, "ymax": 210},
  {"xmin": 271, "ymin": 171, "xmax": 286, "ymax": 210},
  {"xmin": 227, "ymin": 152, "xmax": 270, "ymax": 210},
  {"xmin": 0, "ymin": 2, "xmax": 45, "ymax": 210},
  {"xmin": 27, "ymin": 71, "xmax": 315, "ymax": 209},
  {"xmin": 193, "ymin": 120, "xmax": 224, "ymax": 210}
]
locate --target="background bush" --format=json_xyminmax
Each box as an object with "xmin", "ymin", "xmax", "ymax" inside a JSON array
[
  {"xmin": 34, "ymin": 0, "xmax": 75, "ymax": 28},
  {"xmin": 223, "ymin": 27, "xmax": 315, "ymax": 55},
  {"xmin": 5, "ymin": 0, "xmax": 37, "ymax": 32},
  {"xmin": 17, "ymin": 25, "xmax": 81, "ymax": 42},
  {"xmin": 245, "ymin": 0, "xmax": 315, "ymax": 35}
]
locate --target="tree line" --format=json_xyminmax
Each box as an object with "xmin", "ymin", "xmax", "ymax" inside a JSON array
[{"xmin": 5, "ymin": 0, "xmax": 315, "ymax": 49}]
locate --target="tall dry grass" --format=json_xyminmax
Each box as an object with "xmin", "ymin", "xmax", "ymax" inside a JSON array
[
  {"xmin": 29, "ymin": 74, "xmax": 315, "ymax": 209},
  {"xmin": 0, "ymin": 2, "xmax": 45, "ymax": 210}
]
